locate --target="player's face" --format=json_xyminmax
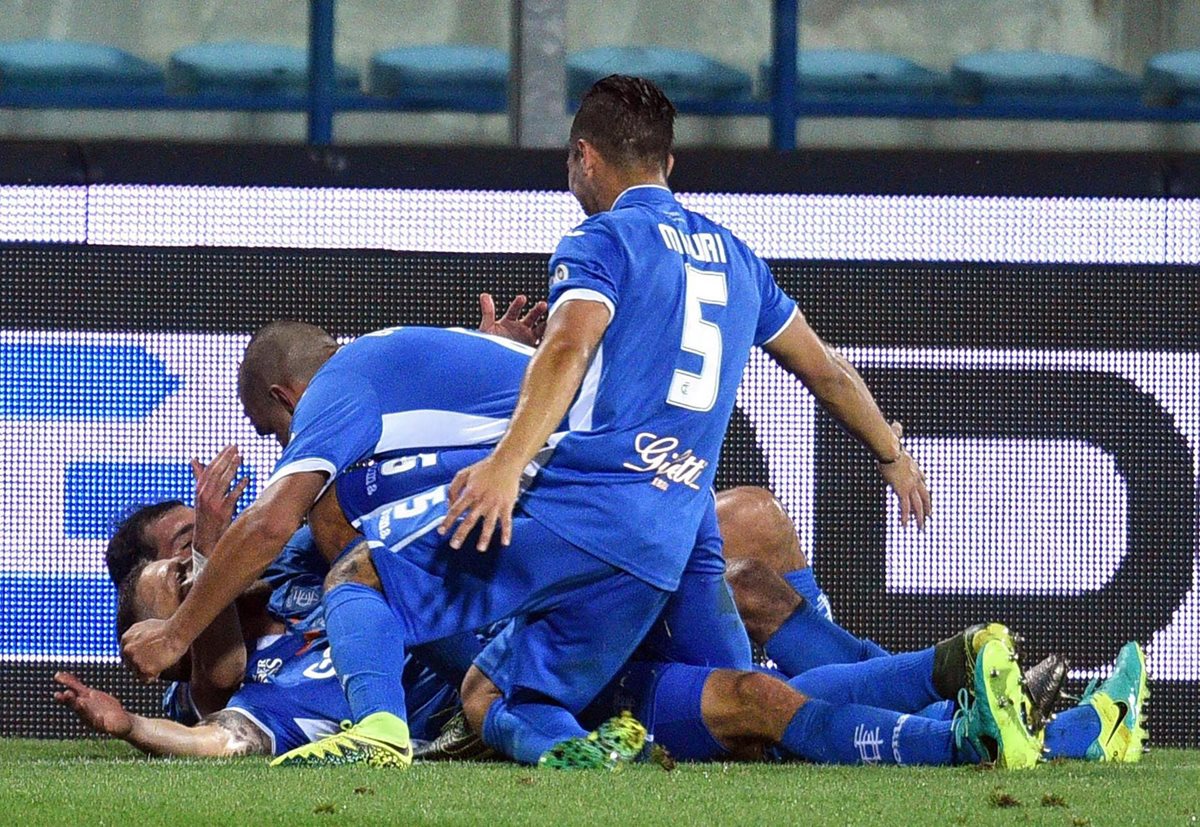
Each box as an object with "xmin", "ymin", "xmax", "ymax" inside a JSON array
[
  {"xmin": 244, "ymin": 396, "xmax": 292, "ymax": 448},
  {"xmin": 143, "ymin": 505, "xmax": 195, "ymax": 561}
]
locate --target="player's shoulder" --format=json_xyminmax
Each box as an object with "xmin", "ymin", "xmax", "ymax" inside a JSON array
[{"xmin": 554, "ymin": 212, "xmax": 621, "ymax": 255}]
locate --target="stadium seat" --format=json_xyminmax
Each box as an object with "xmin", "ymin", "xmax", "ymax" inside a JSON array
[
  {"xmin": 0, "ymin": 39, "xmax": 161, "ymax": 92},
  {"xmin": 167, "ymin": 41, "xmax": 358, "ymax": 95},
  {"xmin": 368, "ymin": 44, "xmax": 508, "ymax": 107},
  {"xmin": 567, "ymin": 46, "xmax": 752, "ymax": 102},
  {"xmin": 1144, "ymin": 50, "xmax": 1200, "ymax": 106},
  {"xmin": 760, "ymin": 48, "xmax": 945, "ymax": 100},
  {"xmin": 951, "ymin": 51, "xmax": 1138, "ymax": 103}
]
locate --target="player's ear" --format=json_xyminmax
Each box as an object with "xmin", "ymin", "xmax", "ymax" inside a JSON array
[
  {"xmin": 268, "ymin": 384, "xmax": 298, "ymax": 414},
  {"xmin": 665, "ymin": 153, "xmax": 675, "ymax": 179}
]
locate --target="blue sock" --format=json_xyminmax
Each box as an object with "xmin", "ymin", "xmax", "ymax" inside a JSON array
[
  {"xmin": 1043, "ymin": 704, "xmax": 1102, "ymax": 759},
  {"xmin": 764, "ymin": 601, "xmax": 889, "ymax": 676},
  {"xmin": 917, "ymin": 700, "xmax": 956, "ymax": 722},
  {"xmin": 323, "ymin": 583, "xmax": 408, "ymax": 722},
  {"xmin": 788, "ymin": 648, "xmax": 942, "ymax": 713},
  {"xmin": 780, "ymin": 698, "xmax": 953, "ymax": 765},
  {"xmin": 783, "ymin": 568, "xmax": 834, "ymax": 621},
  {"xmin": 482, "ymin": 690, "xmax": 588, "ymax": 765}
]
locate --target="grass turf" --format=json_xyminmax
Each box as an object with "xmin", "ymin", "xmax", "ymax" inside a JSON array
[{"xmin": 1, "ymin": 739, "xmax": 1198, "ymax": 826}]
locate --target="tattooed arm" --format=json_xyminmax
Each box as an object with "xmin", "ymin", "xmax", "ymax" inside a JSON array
[{"xmin": 54, "ymin": 672, "xmax": 272, "ymax": 758}]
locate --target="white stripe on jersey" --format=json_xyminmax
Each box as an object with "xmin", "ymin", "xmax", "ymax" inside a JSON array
[
  {"xmin": 266, "ymin": 457, "xmax": 338, "ymax": 489},
  {"xmin": 445, "ymin": 326, "xmax": 536, "ymax": 356},
  {"xmin": 374, "ymin": 410, "xmax": 511, "ymax": 455},
  {"xmin": 562, "ymin": 342, "xmax": 602, "ymax": 437},
  {"xmin": 548, "ymin": 288, "xmax": 615, "ymax": 320}
]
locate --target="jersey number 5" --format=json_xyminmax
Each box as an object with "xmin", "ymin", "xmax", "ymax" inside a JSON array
[{"xmin": 667, "ymin": 264, "xmax": 728, "ymax": 412}]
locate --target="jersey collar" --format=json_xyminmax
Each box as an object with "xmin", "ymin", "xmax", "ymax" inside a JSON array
[{"xmin": 611, "ymin": 184, "xmax": 676, "ymax": 210}]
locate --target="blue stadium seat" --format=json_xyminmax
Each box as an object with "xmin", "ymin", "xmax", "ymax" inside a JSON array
[
  {"xmin": 0, "ymin": 39, "xmax": 161, "ymax": 92},
  {"xmin": 760, "ymin": 49, "xmax": 945, "ymax": 100},
  {"xmin": 951, "ymin": 51, "xmax": 1138, "ymax": 103},
  {"xmin": 368, "ymin": 44, "xmax": 507, "ymax": 107},
  {"xmin": 567, "ymin": 46, "xmax": 752, "ymax": 102},
  {"xmin": 1145, "ymin": 50, "xmax": 1200, "ymax": 106},
  {"xmin": 167, "ymin": 41, "xmax": 358, "ymax": 95}
]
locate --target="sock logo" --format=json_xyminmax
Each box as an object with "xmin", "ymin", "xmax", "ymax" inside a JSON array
[{"xmin": 853, "ymin": 724, "xmax": 883, "ymax": 764}]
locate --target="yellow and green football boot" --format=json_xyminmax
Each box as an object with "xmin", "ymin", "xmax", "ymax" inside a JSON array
[{"xmin": 271, "ymin": 712, "xmax": 413, "ymax": 768}]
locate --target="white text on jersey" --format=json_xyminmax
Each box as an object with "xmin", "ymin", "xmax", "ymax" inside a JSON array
[
  {"xmin": 658, "ymin": 224, "xmax": 728, "ymax": 264},
  {"xmin": 622, "ymin": 432, "xmax": 709, "ymax": 490}
]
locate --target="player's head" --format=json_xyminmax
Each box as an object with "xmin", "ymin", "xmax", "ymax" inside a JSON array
[
  {"xmin": 238, "ymin": 320, "xmax": 338, "ymax": 447},
  {"xmin": 568, "ymin": 74, "xmax": 676, "ymax": 215},
  {"xmin": 105, "ymin": 500, "xmax": 193, "ymax": 586},
  {"xmin": 116, "ymin": 557, "xmax": 193, "ymax": 681}
]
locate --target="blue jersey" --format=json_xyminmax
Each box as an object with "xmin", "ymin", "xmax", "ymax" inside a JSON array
[
  {"xmin": 225, "ymin": 633, "xmax": 347, "ymax": 755},
  {"xmin": 225, "ymin": 632, "xmax": 459, "ymax": 754},
  {"xmin": 267, "ymin": 327, "xmax": 535, "ymax": 489},
  {"xmin": 263, "ymin": 525, "xmax": 327, "ymax": 632},
  {"xmin": 522, "ymin": 186, "xmax": 796, "ymax": 590}
]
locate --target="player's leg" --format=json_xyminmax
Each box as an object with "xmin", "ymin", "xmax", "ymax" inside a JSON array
[
  {"xmin": 717, "ymin": 487, "xmax": 888, "ymax": 673},
  {"xmin": 1043, "ymin": 641, "xmax": 1148, "ymax": 762},
  {"xmin": 716, "ymin": 486, "xmax": 832, "ymax": 618},
  {"xmin": 635, "ymin": 500, "xmax": 753, "ymax": 669},
  {"xmin": 273, "ymin": 540, "xmax": 413, "ymax": 767}
]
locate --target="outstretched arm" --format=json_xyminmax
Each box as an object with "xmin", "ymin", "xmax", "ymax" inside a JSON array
[
  {"xmin": 764, "ymin": 313, "xmax": 931, "ymax": 528},
  {"xmin": 121, "ymin": 471, "xmax": 327, "ymax": 681},
  {"xmin": 440, "ymin": 299, "xmax": 610, "ymax": 550},
  {"xmin": 53, "ymin": 672, "xmax": 271, "ymax": 757}
]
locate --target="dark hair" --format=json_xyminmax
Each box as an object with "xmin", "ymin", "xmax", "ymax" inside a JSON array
[
  {"xmin": 570, "ymin": 74, "xmax": 676, "ymax": 173},
  {"xmin": 115, "ymin": 558, "xmax": 152, "ymax": 642},
  {"xmin": 105, "ymin": 500, "xmax": 185, "ymax": 586}
]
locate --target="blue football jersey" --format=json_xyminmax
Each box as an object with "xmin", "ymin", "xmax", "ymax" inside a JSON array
[
  {"xmin": 336, "ymin": 447, "xmax": 492, "ymax": 528},
  {"xmin": 263, "ymin": 525, "xmax": 327, "ymax": 632},
  {"xmin": 522, "ymin": 186, "xmax": 797, "ymax": 590},
  {"xmin": 267, "ymin": 327, "xmax": 536, "ymax": 489},
  {"xmin": 225, "ymin": 631, "xmax": 459, "ymax": 754},
  {"xmin": 225, "ymin": 633, "xmax": 347, "ymax": 755}
]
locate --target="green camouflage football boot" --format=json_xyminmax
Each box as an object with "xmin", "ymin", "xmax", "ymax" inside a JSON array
[{"xmin": 538, "ymin": 711, "xmax": 647, "ymax": 770}]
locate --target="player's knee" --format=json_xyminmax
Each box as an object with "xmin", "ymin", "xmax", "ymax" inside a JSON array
[
  {"xmin": 724, "ymin": 557, "xmax": 803, "ymax": 645},
  {"xmin": 716, "ymin": 486, "xmax": 807, "ymax": 572},
  {"xmin": 461, "ymin": 666, "xmax": 501, "ymax": 736},
  {"xmin": 702, "ymin": 669, "xmax": 802, "ymax": 756},
  {"xmin": 324, "ymin": 541, "xmax": 383, "ymax": 593}
]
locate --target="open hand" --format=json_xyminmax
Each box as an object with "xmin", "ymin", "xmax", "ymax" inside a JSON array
[
  {"xmin": 877, "ymin": 421, "xmax": 932, "ymax": 529},
  {"xmin": 437, "ymin": 455, "xmax": 522, "ymax": 551},
  {"xmin": 190, "ymin": 445, "xmax": 250, "ymax": 555},
  {"xmin": 478, "ymin": 293, "xmax": 547, "ymax": 347},
  {"xmin": 53, "ymin": 672, "xmax": 134, "ymax": 738}
]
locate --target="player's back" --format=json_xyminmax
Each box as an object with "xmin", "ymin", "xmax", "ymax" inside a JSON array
[
  {"xmin": 523, "ymin": 186, "xmax": 795, "ymax": 591},
  {"xmin": 270, "ymin": 326, "xmax": 534, "ymax": 487}
]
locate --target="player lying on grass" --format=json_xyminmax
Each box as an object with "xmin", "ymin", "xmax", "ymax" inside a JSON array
[{"xmin": 55, "ymin": 555, "xmax": 458, "ymax": 758}]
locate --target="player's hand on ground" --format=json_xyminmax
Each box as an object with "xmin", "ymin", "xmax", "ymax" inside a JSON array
[
  {"xmin": 53, "ymin": 671, "xmax": 134, "ymax": 738},
  {"xmin": 876, "ymin": 421, "xmax": 931, "ymax": 529},
  {"xmin": 438, "ymin": 456, "xmax": 523, "ymax": 552},
  {"xmin": 478, "ymin": 293, "xmax": 548, "ymax": 347},
  {"xmin": 121, "ymin": 618, "xmax": 188, "ymax": 683},
  {"xmin": 190, "ymin": 445, "xmax": 250, "ymax": 555}
]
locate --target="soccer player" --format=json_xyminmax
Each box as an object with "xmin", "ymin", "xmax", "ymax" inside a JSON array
[{"xmin": 436, "ymin": 74, "xmax": 929, "ymax": 766}]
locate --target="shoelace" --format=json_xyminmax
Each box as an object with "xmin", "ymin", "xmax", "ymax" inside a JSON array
[{"xmin": 950, "ymin": 687, "xmax": 972, "ymax": 752}]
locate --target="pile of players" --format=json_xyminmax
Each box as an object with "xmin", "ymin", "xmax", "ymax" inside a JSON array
[{"xmin": 56, "ymin": 75, "xmax": 1148, "ymax": 772}]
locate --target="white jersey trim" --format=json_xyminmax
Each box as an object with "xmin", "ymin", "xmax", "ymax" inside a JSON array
[
  {"xmin": 265, "ymin": 458, "xmax": 337, "ymax": 490},
  {"xmin": 374, "ymin": 410, "xmax": 510, "ymax": 455},
  {"xmin": 566, "ymin": 342, "xmax": 602, "ymax": 434},
  {"xmin": 445, "ymin": 327, "xmax": 536, "ymax": 356},
  {"xmin": 224, "ymin": 706, "xmax": 277, "ymax": 755},
  {"xmin": 548, "ymin": 289, "xmax": 615, "ymax": 321},
  {"xmin": 760, "ymin": 305, "xmax": 799, "ymax": 346}
]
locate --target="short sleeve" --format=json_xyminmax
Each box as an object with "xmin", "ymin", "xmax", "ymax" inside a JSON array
[
  {"xmin": 547, "ymin": 220, "xmax": 622, "ymax": 319},
  {"xmin": 752, "ymin": 259, "xmax": 798, "ymax": 346},
  {"xmin": 266, "ymin": 369, "xmax": 382, "ymax": 489}
]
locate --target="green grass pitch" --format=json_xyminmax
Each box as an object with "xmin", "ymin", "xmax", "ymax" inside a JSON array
[{"xmin": 1, "ymin": 740, "xmax": 1198, "ymax": 826}]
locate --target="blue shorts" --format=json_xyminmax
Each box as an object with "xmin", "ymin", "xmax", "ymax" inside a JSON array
[
  {"xmin": 337, "ymin": 448, "xmax": 490, "ymax": 524},
  {"xmin": 634, "ymin": 501, "xmax": 752, "ymax": 669},
  {"xmin": 371, "ymin": 502, "xmax": 668, "ymax": 712}
]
